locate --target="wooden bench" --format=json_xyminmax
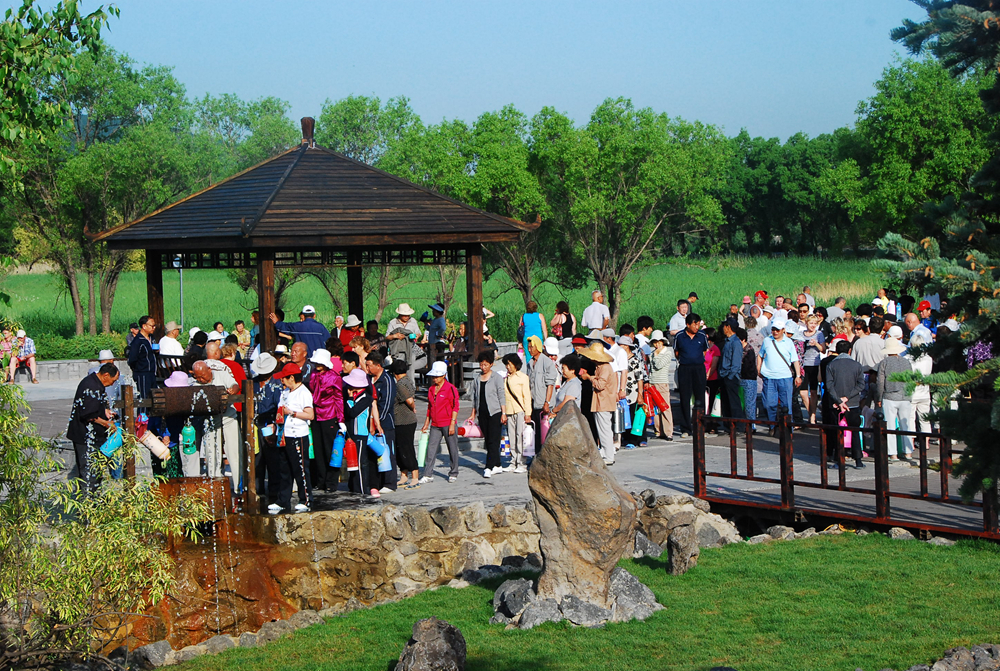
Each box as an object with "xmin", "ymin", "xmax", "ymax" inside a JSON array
[{"xmin": 156, "ymin": 354, "xmax": 186, "ymax": 380}]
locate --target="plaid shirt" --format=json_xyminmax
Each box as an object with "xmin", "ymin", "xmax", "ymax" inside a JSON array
[{"xmin": 17, "ymin": 337, "xmax": 35, "ymax": 358}]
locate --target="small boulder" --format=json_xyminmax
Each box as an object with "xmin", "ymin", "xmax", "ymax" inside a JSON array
[
  {"xmin": 202, "ymin": 635, "xmax": 236, "ymax": 655},
  {"xmin": 748, "ymin": 534, "xmax": 772, "ymax": 544},
  {"xmin": 395, "ymin": 617, "xmax": 467, "ymax": 671},
  {"xmin": 493, "ymin": 578, "xmax": 535, "ymax": 618},
  {"xmin": 525, "ymin": 553, "xmax": 543, "ymax": 570},
  {"xmin": 639, "ymin": 489, "xmax": 657, "ymax": 508},
  {"xmin": 501, "ymin": 555, "xmax": 527, "ymax": 569},
  {"xmin": 927, "ymin": 537, "xmax": 956, "ymax": 547},
  {"xmin": 795, "ymin": 528, "xmax": 818, "ymax": 540},
  {"xmin": 609, "ymin": 567, "xmax": 662, "ymax": 622},
  {"xmin": 931, "ymin": 646, "xmax": 975, "ymax": 671},
  {"xmin": 667, "ymin": 525, "xmax": 700, "ymax": 576},
  {"xmin": 889, "ymin": 527, "xmax": 916, "ymax": 541},
  {"xmin": 237, "ymin": 632, "xmax": 259, "ymax": 648},
  {"xmin": 257, "ymin": 619, "xmax": 295, "ymax": 644},
  {"xmin": 634, "ymin": 531, "xmax": 663, "ymax": 559},
  {"xmin": 133, "ymin": 640, "xmax": 172, "ymax": 669},
  {"xmin": 766, "ymin": 525, "xmax": 795, "ymax": 540},
  {"xmin": 518, "ymin": 599, "xmax": 563, "ymax": 629},
  {"xmin": 559, "ymin": 594, "xmax": 611, "ymax": 627},
  {"xmin": 666, "ymin": 510, "xmax": 697, "ymax": 530},
  {"xmin": 288, "ymin": 609, "xmax": 324, "ymax": 629}
]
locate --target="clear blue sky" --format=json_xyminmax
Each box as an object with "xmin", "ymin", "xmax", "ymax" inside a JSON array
[{"xmin": 91, "ymin": 0, "xmax": 928, "ymax": 140}]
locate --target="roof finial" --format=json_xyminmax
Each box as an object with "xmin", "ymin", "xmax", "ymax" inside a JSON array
[{"xmin": 301, "ymin": 117, "xmax": 315, "ymax": 147}]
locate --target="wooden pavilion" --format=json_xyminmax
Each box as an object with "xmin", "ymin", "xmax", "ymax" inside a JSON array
[{"xmin": 94, "ymin": 118, "xmax": 534, "ymax": 354}]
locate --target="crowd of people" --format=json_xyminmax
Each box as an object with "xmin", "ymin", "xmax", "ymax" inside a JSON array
[{"xmin": 65, "ymin": 284, "xmax": 956, "ymax": 511}]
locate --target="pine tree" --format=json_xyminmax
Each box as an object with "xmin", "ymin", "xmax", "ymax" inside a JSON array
[{"xmin": 878, "ymin": 2, "xmax": 1000, "ymax": 506}]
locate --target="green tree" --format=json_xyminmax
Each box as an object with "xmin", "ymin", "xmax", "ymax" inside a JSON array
[
  {"xmin": 876, "ymin": 1, "xmax": 1000, "ymax": 508},
  {"xmin": 315, "ymin": 95, "xmax": 422, "ymax": 166},
  {"xmin": 532, "ymin": 98, "xmax": 726, "ymax": 324}
]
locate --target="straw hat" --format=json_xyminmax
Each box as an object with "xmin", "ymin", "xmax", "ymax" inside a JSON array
[
  {"xmin": 586, "ymin": 329, "xmax": 604, "ymax": 340},
  {"xmin": 427, "ymin": 361, "xmax": 448, "ymax": 377},
  {"xmin": 250, "ymin": 352, "xmax": 278, "ymax": 377},
  {"xmin": 883, "ymin": 338, "xmax": 907, "ymax": 356},
  {"xmin": 164, "ymin": 321, "xmax": 181, "ymax": 333},
  {"xmin": 580, "ymin": 341, "xmax": 613, "ymax": 363},
  {"xmin": 310, "ymin": 348, "xmax": 334, "ymax": 369},
  {"xmin": 396, "ymin": 303, "xmax": 415, "ymax": 316},
  {"xmin": 618, "ymin": 335, "xmax": 635, "ymax": 347},
  {"xmin": 345, "ymin": 314, "xmax": 362, "ymax": 328},
  {"xmin": 163, "ymin": 371, "xmax": 190, "ymax": 388},
  {"xmin": 343, "ymin": 368, "xmax": 370, "ymax": 388}
]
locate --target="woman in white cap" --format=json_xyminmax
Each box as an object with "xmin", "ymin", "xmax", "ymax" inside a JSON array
[
  {"xmin": 419, "ymin": 360, "xmax": 461, "ymax": 483},
  {"xmin": 339, "ymin": 314, "xmax": 364, "ymax": 349},
  {"xmin": 307, "ymin": 348, "xmax": 345, "ymax": 493}
]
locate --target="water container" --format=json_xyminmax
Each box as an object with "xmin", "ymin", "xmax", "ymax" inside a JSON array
[{"xmin": 180, "ymin": 421, "xmax": 197, "ymax": 455}]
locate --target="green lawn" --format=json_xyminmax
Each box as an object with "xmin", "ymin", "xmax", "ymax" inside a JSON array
[
  {"xmin": 3, "ymin": 257, "xmax": 883, "ymax": 345},
  {"xmin": 179, "ymin": 534, "xmax": 1000, "ymax": 671}
]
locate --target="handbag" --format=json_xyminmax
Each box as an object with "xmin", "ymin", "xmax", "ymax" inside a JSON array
[
  {"xmin": 417, "ymin": 431, "xmax": 429, "ymax": 467},
  {"xmin": 645, "ymin": 385, "xmax": 670, "ymax": 412},
  {"xmin": 100, "ymin": 423, "xmax": 123, "ymax": 458},
  {"xmin": 458, "ymin": 418, "xmax": 482, "ymax": 438},
  {"xmin": 631, "ymin": 406, "xmax": 647, "ymax": 436}
]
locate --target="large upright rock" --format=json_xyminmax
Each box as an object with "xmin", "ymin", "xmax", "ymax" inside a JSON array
[
  {"xmin": 395, "ymin": 617, "xmax": 466, "ymax": 671},
  {"xmin": 528, "ymin": 405, "xmax": 637, "ymax": 609}
]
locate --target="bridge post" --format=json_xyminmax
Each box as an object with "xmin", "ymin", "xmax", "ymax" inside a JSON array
[
  {"xmin": 871, "ymin": 413, "xmax": 890, "ymax": 522},
  {"xmin": 778, "ymin": 413, "xmax": 794, "ymax": 510},
  {"xmin": 692, "ymin": 409, "xmax": 706, "ymax": 498},
  {"xmin": 984, "ymin": 481, "xmax": 1000, "ymax": 536}
]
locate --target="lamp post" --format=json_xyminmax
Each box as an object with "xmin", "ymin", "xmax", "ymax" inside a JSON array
[{"xmin": 172, "ymin": 255, "xmax": 184, "ymax": 328}]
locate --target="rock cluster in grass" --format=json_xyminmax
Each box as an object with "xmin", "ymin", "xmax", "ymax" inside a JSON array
[
  {"xmin": 489, "ymin": 567, "xmax": 663, "ymax": 629},
  {"xmin": 744, "ymin": 524, "xmax": 957, "ymax": 547},
  {"xmin": 394, "ymin": 617, "xmax": 467, "ymax": 671},
  {"xmin": 630, "ymin": 489, "xmax": 742, "ymax": 576},
  {"xmin": 853, "ymin": 643, "xmax": 1000, "ymax": 671}
]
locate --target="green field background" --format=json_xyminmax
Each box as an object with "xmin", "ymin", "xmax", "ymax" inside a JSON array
[{"xmin": 2, "ymin": 257, "xmax": 883, "ymax": 344}]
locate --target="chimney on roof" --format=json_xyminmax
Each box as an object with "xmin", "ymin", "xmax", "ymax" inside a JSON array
[{"xmin": 301, "ymin": 117, "xmax": 315, "ymax": 147}]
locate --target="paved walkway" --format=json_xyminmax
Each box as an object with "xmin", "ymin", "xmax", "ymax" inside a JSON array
[{"xmin": 20, "ymin": 380, "xmax": 978, "ymax": 533}]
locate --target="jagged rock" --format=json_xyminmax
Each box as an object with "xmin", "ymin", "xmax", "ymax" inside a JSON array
[
  {"xmin": 493, "ymin": 578, "xmax": 535, "ymax": 618},
  {"xmin": 446, "ymin": 578, "xmax": 470, "ymax": 589},
  {"xmin": 795, "ymin": 528, "xmax": 818, "ymax": 539},
  {"xmin": 857, "ymin": 529, "xmax": 870, "ymax": 537},
  {"xmin": 202, "ymin": 635, "xmax": 236, "ymax": 655},
  {"xmin": 398, "ymin": 541, "xmax": 419, "ymax": 556},
  {"xmin": 528, "ymin": 406, "xmax": 636, "ymax": 609},
  {"xmin": 383, "ymin": 506, "xmax": 408, "ymax": 540},
  {"xmin": 288, "ymin": 609, "xmax": 323, "ymax": 629},
  {"xmin": 525, "ymin": 553, "xmax": 543, "ymax": 570},
  {"xmin": 634, "ymin": 531, "xmax": 663, "ymax": 559},
  {"xmin": 927, "ymin": 537, "xmax": 956, "ymax": 547},
  {"xmin": 639, "ymin": 489, "xmax": 657, "ymax": 508},
  {"xmin": 169, "ymin": 646, "xmax": 206, "ymax": 665},
  {"xmin": 559, "ymin": 594, "xmax": 611, "ymax": 626},
  {"xmin": 237, "ymin": 632, "xmax": 258, "ymax": 648},
  {"xmin": 461, "ymin": 501, "xmax": 491, "ymax": 534},
  {"xmin": 257, "ymin": 619, "xmax": 295, "ymax": 644},
  {"xmin": 931, "ymin": 646, "xmax": 975, "ymax": 671},
  {"xmin": 133, "ymin": 640, "xmax": 172, "ymax": 669},
  {"xmin": 667, "ymin": 525, "xmax": 700, "ymax": 575},
  {"xmin": 748, "ymin": 534, "xmax": 772, "ymax": 544},
  {"xmin": 767, "ymin": 525, "xmax": 795, "ymax": 540},
  {"xmin": 608, "ymin": 567, "xmax": 662, "ymax": 622},
  {"xmin": 488, "ymin": 611, "xmax": 512, "ymax": 625},
  {"xmin": 489, "ymin": 503, "xmax": 509, "ymax": 527},
  {"xmin": 429, "ymin": 506, "xmax": 463, "ymax": 536},
  {"xmin": 906, "ymin": 665, "xmax": 931, "ymax": 671},
  {"xmin": 518, "ymin": 599, "xmax": 563, "ymax": 629},
  {"xmin": 501, "ymin": 555, "xmax": 526, "ymax": 568},
  {"xmin": 666, "ymin": 510, "xmax": 697, "ymax": 530},
  {"xmin": 403, "ymin": 507, "xmax": 439, "ymax": 537},
  {"xmin": 695, "ymin": 514, "xmax": 741, "ymax": 548},
  {"xmin": 971, "ymin": 644, "xmax": 998, "ymax": 671},
  {"xmin": 890, "ymin": 527, "xmax": 916, "ymax": 540},
  {"xmin": 394, "ymin": 617, "xmax": 467, "ymax": 671},
  {"xmin": 394, "ymin": 577, "xmax": 424, "ymax": 595}
]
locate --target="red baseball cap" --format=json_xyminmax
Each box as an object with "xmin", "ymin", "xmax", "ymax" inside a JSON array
[
  {"xmin": 918, "ymin": 300, "xmax": 932, "ymax": 311},
  {"xmin": 272, "ymin": 362, "xmax": 302, "ymax": 379},
  {"xmin": 754, "ymin": 290, "xmax": 768, "ymax": 299}
]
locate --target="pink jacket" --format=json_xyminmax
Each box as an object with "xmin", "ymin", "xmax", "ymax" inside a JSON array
[{"xmin": 309, "ymin": 368, "xmax": 344, "ymax": 422}]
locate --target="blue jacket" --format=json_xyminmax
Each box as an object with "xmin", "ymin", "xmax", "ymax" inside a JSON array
[
  {"xmin": 720, "ymin": 334, "xmax": 742, "ymax": 380},
  {"xmin": 273, "ymin": 318, "xmax": 331, "ymax": 356}
]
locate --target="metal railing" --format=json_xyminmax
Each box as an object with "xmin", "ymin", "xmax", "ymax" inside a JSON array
[{"xmin": 691, "ymin": 409, "xmax": 1000, "ymax": 538}]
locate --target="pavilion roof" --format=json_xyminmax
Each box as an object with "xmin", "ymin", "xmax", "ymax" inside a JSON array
[{"xmin": 95, "ymin": 142, "xmax": 534, "ymax": 251}]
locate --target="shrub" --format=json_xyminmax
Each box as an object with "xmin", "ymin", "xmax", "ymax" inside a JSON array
[{"xmin": 33, "ymin": 333, "xmax": 127, "ymax": 361}]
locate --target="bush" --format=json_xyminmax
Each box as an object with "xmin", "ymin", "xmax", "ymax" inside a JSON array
[{"xmin": 33, "ymin": 333, "xmax": 127, "ymax": 361}]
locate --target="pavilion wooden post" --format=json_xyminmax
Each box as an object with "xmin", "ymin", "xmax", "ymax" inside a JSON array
[
  {"xmin": 242, "ymin": 378, "xmax": 258, "ymax": 513},
  {"xmin": 122, "ymin": 384, "xmax": 136, "ymax": 479},
  {"xmin": 257, "ymin": 252, "xmax": 277, "ymax": 352},
  {"xmin": 347, "ymin": 250, "xmax": 364, "ymax": 322},
  {"xmin": 466, "ymin": 244, "xmax": 484, "ymax": 355},
  {"xmin": 145, "ymin": 251, "xmax": 165, "ymax": 340}
]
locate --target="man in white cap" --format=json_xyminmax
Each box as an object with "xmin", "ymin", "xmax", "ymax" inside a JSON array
[
  {"xmin": 269, "ymin": 305, "xmax": 331, "ymax": 356},
  {"xmin": 757, "ymin": 318, "xmax": 801, "ymax": 435},
  {"xmin": 10, "ymin": 329, "xmax": 38, "ymax": 384},
  {"xmin": 88, "ymin": 349, "xmax": 122, "ymax": 404},
  {"xmin": 387, "ymin": 303, "xmax": 422, "ymax": 380},
  {"xmin": 339, "ymin": 314, "xmax": 364, "ymax": 348},
  {"xmin": 159, "ymin": 321, "xmax": 184, "ymax": 356}
]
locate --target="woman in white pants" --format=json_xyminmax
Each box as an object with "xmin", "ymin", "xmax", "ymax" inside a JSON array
[
  {"xmin": 906, "ymin": 334, "xmax": 934, "ymax": 435},
  {"xmin": 502, "ymin": 354, "xmax": 532, "ymax": 473}
]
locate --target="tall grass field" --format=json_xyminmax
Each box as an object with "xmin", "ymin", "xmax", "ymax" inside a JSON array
[{"xmin": 2, "ymin": 257, "xmax": 883, "ymax": 352}]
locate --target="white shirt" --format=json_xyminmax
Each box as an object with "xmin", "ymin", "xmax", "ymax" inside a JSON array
[
  {"xmin": 608, "ymin": 343, "xmax": 627, "ymax": 373},
  {"xmin": 804, "ymin": 294, "xmax": 815, "ymax": 307},
  {"xmin": 280, "ymin": 384, "xmax": 313, "ymax": 438},
  {"xmin": 668, "ymin": 312, "xmax": 687, "ymax": 335},
  {"xmin": 581, "ymin": 302, "xmax": 610, "ymax": 331},
  {"xmin": 635, "ymin": 333, "xmax": 651, "ymax": 357},
  {"xmin": 158, "ymin": 335, "xmax": 184, "ymax": 356}
]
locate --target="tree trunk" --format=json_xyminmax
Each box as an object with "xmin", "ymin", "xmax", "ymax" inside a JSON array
[
  {"xmin": 100, "ymin": 252, "xmax": 128, "ymax": 333},
  {"xmin": 86, "ymin": 263, "xmax": 97, "ymax": 335},
  {"xmin": 303, "ymin": 268, "xmax": 345, "ymax": 316},
  {"xmin": 57, "ymin": 255, "xmax": 85, "ymax": 336},
  {"xmin": 437, "ymin": 266, "xmax": 462, "ymax": 310}
]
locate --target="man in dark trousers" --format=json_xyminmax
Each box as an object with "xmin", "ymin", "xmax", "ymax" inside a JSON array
[
  {"xmin": 674, "ymin": 313, "xmax": 709, "ymax": 438},
  {"xmin": 367, "ymin": 352, "xmax": 397, "ymax": 492},
  {"xmin": 824, "ymin": 340, "xmax": 867, "ymax": 468},
  {"xmin": 127, "ymin": 314, "xmax": 157, "ymax": 399},
  {"xmin": 719, "ymin": 320, "xmax": 744, "ymax": 428},
  {"xmin": 67, "ymin": 363, "xmax": 120, "ymax": 494},
  {"xmin": 269, "ymin": 305, "xmax": 331, "ymax": 356}
]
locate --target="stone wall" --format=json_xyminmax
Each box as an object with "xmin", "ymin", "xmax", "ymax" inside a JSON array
[{"xmin": 267, "ymin": 502, "xmax": 540, "ymax": 610}]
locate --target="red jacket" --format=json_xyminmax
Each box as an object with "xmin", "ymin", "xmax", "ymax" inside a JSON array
[{"xmin": 427, "ymin": 380, "xmax": 460, "ymax": 428}]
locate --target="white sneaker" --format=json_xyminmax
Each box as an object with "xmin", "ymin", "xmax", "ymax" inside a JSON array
[
  {"xmin": 267, "ymin": 503, "xmax": 282, "ymax": 514},
  {"xmin": 294, "ymin": 503, "xmax": 310, "ymax": 513},
  {"xmin": 379, "ymin": 486, "xmax": 394, "ymax": 493},
  {"xmin": 448, "ymin": 475, "xmax": 458, "ymax": 483},
  {"xmin": 483, "ymin": 469, "xmax": 492, "ymax": 478},
  {"xmin": 502, "ymin": 465, "xmax": 517, "ymax": 472},
  {"xmin": 418, "ymin": 476, "xmax": 434, "ymax": 484},
  {"xmin": 513, "ymin": 466, "xmax": 527, "ymax": 474},
  {"xmin": 491, "ymin": 466, "xmax": 504, "ymax": 475}
]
